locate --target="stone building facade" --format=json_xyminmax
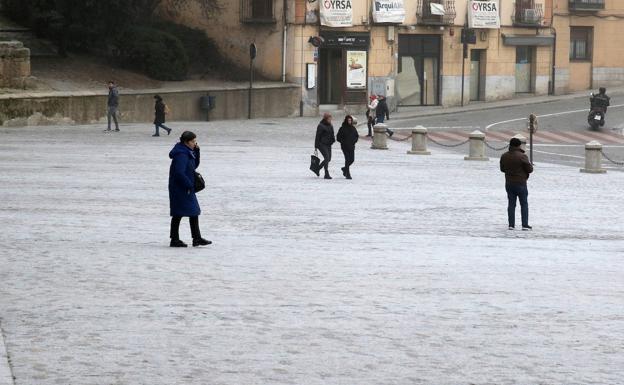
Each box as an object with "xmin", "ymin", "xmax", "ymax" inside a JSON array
[
  {"xmin": 167, "ymin": 0, "xmax": 624, "ymax": 115},
  {"xmin": 0, "ymin": 40, "xmax": 30, "ymax": 89}
]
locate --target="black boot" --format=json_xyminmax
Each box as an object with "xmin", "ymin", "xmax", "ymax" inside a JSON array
[
  {"xmin": 341, "ymin": 167, "xmax": 346, "ymax": 177},
  {"xmin": 324, "ymin": 170, "xmax": 332, "ymax": 179},
  {"xmin": 170, "ymin": 239, "xmax": 187, "ymax": 247},
  {"xmin": 193, "ymin": 238, "xmax": 212, "ymax": 246},
  {"xmin": 345, "ymin": 167, "xmax": 352, "ymax": 179}
]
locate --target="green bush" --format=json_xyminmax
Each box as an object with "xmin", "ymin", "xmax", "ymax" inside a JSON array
[{"xmin": 114, "ymin": 26, "xmax": 189, "ymax": 81}]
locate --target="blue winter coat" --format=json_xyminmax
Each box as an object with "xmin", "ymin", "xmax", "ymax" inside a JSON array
[{"xmin": 168, "ymin": 142, "xmax": 201, "ymax": 217}]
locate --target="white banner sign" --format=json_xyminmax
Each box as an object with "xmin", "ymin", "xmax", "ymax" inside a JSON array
[
  {"xmin": 346, "ymin": 51, "xmax": 367, "ymax": 89},
  {"xmin": 468, "ymin": 0, "xmax": 500, "ymax": 29},
  {"xmin": 320, "ymin": 0, "xmax": 353, "ymax": 27},
  {"xmin": 372, "ymin": 0, "xmax": 405, "ymax": 24}
]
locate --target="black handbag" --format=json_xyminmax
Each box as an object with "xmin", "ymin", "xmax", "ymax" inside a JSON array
[
  {"xmin": 194, "ymin": 171, "xmax": 205, "ymax": 192},
  {"xmin": 310, "ymin": 150, "xmax": 320, "ymax": 175}
]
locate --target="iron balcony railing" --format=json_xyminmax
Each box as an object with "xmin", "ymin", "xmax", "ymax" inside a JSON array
[
  {"xmin": 512, "ymin": 3, "xmax": 544, "ymax": 27},
  {"xmin": 569, "ymin": 0, "xmax": 605, "ymax": 11},
  {"xmin": 416, "ymin": 0, "xmax": 457, "ymax": 25}
]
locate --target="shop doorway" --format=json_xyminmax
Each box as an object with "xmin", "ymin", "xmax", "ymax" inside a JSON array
[
  {"xmin": 470, "ymin": 49, "xmax": 485, "ymax": 101},
  {"xmin": 319, "ymin": 48, "xmax": 343, "ymax": 105},
  {"xmin": 397, "ymin": 35, "xmax": 440, "ymax": 106},
  {"xmin": 515, "ymin": 46, "xmax": 535, "ymax": 93}
]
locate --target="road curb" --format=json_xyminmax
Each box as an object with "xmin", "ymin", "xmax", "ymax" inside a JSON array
[{"xmin": 0, "ymin": 322, "xmax": 14, "ymax": 385}]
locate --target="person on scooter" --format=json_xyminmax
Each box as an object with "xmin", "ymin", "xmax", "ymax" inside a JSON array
[{"xmin": 590, "ymin": 87, "xmax": 610, "ymax": 127}]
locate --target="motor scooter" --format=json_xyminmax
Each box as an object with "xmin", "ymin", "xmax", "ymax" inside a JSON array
[{"xmin": 588, "ymin": 93, "xmax": 606, "ymax": 130}]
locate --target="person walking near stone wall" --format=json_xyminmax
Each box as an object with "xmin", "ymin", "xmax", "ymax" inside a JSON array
[
  {"xmin": 500, "ymin": 137, "xmax": 534, "ymax": 230},
  {"xmin": 314, "ymin": 112, "xmax": 335, "ymax": 179},
  {"xmin": 105, "ymin": 81, "xmax": 120, "ymax": 132},
  {"xmin": 153, "ymin": 95, "xmax": 172, "ymax": 137},
  {"xmin": 168, "ymin": 131, "xmax": 211, "ymax": 247},
  {"xmin": 336, "ymin": 115, "xmax": 358, "ymax": 180}
]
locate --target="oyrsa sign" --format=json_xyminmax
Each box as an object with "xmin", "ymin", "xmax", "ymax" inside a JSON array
[
  {"xmin": 468, "ymin": 0, "xmax": 500, "ymax": 29},
  {"xmin": 372, "ymin": 0, "xmax": 405, "ymax": 24},
  {"xmin": 321, "ymin": 0, "xmax": 353, "ymax": 27}
]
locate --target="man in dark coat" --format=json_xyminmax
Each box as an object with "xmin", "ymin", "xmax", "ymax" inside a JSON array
[
  {"xmin": 314, "ymin": 112, "xmax": 336, "ymax": 179},
  {"xmin": 105, "ymin": 81, "xmax": 120, "ymax": 132},
  {"xmin": 500, "ymin": 137, "xmax": 534, "ymax": 230},
  {"xmin": 168, "ymin": 131, "xmax": 211, "ymax": 247},
  {"xmin": 336, "ymin": 115, "xmax": 359, "ymax": 179},
  {"xmin": 374, "ymin": 95, "xmax": 394, "ymax": 137},
  {"xmin": 153, "ymin": 95, "xmax": 172, "ymax": 137}
]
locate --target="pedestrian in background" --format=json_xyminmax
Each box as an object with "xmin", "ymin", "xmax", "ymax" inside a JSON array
[
  {"xmin": 314, "ymin": 112, "xmax": 335, "ymax": 179},
  {"xmin": 366, "ymin": 95, "xmax": 377, "ymax": 137},
  {"xmin": 500, "ymin": 137, "xmax": 533, "ymax": 230},
  {"xmin": 153, "ymin": 95, "xmax": 172, "ymax": 137},
  {"xmin": 336, "ymin": 115, "xmax": 358, "ymax": 179},
  {"xmin": 105, "ymin": 81, "xmax": 120, "ymax": 132},
  {"xmin": 376, "ymin": 95, "xmax": 393, "ymax": 137},
  {"xmin": 168, "ymin": 131, "xmax": 211, "ymax": 247}
]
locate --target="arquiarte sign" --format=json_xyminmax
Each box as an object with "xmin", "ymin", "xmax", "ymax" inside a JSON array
[
  {"xmin": 320, "ymin": 0, "xmax": 353, "ymax": 27},
  {"xmin": 372, "ymin": 0, "xmax": 405, "ymax": 24},
  {"xmin": 320, "ymin": 32, "xmax": 370, "ymax": 47},
  {"xmin": 468, "ymin": 0, "xmax": 500, "ymax": 29}
]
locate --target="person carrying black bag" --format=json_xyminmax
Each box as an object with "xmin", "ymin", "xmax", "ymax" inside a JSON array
[
  {"xmin": 314, "ymin": 112, "xmax": 335, "ymax": 179},
  {"xmin": 336, "ymin": 115, "xmax": 359, "ymax": 179},
  {"xmin": 168, "ymin": 131, "xmax": 211, "ymax": 247}
]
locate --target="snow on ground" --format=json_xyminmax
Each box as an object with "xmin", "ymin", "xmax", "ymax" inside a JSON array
[{"xmin": 0, "ymin": 118, "xmax": 623, "ymax": 384}]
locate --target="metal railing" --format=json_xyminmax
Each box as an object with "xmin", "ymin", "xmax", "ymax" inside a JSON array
[
  {"xmin": 569, "ymin": 0, "xmax": 605, "ymax": 11},
  {"xmin": 512, "ymin": 3, "xmax": 544, "ymax": 27},
  {"xmin": 416, "ymin": 0, "xmax": 457, "ymax": 25}
]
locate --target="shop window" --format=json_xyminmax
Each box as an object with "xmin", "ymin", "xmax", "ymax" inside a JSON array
[
  {"xmin": 570, "ymin": 27, "xmax": 592, "ymax": 61},
  {"xmin": 241, "ymin": 0, "xmax": 275, "ymax": 23}
]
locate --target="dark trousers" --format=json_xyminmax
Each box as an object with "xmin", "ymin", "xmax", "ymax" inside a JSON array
[
  {"xmin": 341, "ymin": 145, "xmax": 354, "ymax": 168},
  {"xmin": 154, "ymin": 123, "xmax": 171, "ymax": 135},
  {"xmin": 505, "ymin": 184, "xmax": 529, "ymax": 227},
  {"xmin": 318, "ymin": 145, "xmax": 331, "ymax": 173},
  {"xmin": 170, "ymin": 216, "xmax": 201, "ymax": 240},
  {"xmin": 367, "ymin": 116, "xmax": 375, "ymax": 136}
]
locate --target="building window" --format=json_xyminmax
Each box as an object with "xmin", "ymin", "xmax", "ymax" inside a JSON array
[
  {"xmin": 241, "ymin": 0, "xmax": 275, "ymax": 23},
  {"xmin": 570, "ymin": 27, "xmax": 592, "ymax": 61}
]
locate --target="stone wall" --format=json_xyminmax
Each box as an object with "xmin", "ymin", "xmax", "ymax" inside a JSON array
[
  {"xmin": 0, "ymin": 40, "xmax": 30, "ymax": 88},
  {"xmin": 0, "ymin": 84, "xmax": 300, "ymax": 127}
]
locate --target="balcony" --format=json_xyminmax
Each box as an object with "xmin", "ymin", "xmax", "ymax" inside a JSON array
[
  {"xmin": 512, "ymin": 3, "xmax": 544, "ymax": 27},
  {"xmin": 416, "ymin": 0, "xmax": 456, "ymax": 26},
  {"xmin": 569, "ymin": 0, "xmax": 605, "ymax": 12}
]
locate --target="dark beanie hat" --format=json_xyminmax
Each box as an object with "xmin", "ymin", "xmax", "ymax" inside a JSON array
[{"xmin": 509, "ymin": 138, "xmax": 522, "ymax": 147}]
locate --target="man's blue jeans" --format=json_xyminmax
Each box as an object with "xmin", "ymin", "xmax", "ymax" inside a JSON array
[
  {"xmin": 376, "ymin": 115, "xmax": 385, "ymax": 123},
  {"xmin": 506, "ymin": 183, "xmax": 529, "ymax": 227}
]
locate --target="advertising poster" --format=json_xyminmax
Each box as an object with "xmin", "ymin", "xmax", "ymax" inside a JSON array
[
  {"xmin": 305, "ymin": 0, "xmax": 319, "ymax": 24},
  {"xmin": 346, "ymin": 51, "xmax": 367, "ymax": 89},
  {"xmin": 320, "ymin": 0, "xmax": 353, "ymax": 27},
  {"xmin": 372, "ymin": 0, "xmax": 405, "ymax": 24},
  {"xmin": 468, "ymin": 0, "xmax": 500, "ymax": 29}
]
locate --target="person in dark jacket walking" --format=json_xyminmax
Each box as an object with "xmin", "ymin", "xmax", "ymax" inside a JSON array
[
  {"xmin": 500, "ymin": 137, "xmax": 534, "ymax": 230},
  {"xmin": 369, "ymin": 94, "xmax": 394, "ymax": 137},
  {"xmin": 153, "ymin": 95, "xmax": 172, "ymax": 137},
  {"xmin": 105, "ymin": 81, "xmax": 120, "ymax": 132},
  {"xmin": 314, "ymin": 112, "xmax": 336, "ymax": 179},
  {"xmin": 168, "ymin": 131, "xmax": 211, "ymax": 247},
  {"xmin": 336, "ymin": 115, "xmax": 359, "ymax": 179}
]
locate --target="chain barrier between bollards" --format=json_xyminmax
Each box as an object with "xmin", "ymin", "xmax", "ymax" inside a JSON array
[
  {"xmin": 600, "ymin": 150, "xmax": 624, "ymax": 166},
  {"xmin": 484, "ymin": 141, "xmax": 509, "ymax": 152},
  {"xmin": 428, "ymin": 136, "xmax": 471, "ymax": 148},
  {"xmin": 389, "ymin": 133, "xmax": 414, "ymax": 142}
]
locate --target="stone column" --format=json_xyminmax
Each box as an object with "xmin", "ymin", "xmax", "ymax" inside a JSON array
[
  {"xmin": 407, "ymin": 126, "xmax": 430, "ymax": 155},
  {"xmin": 464, "ymin": 130, "xmax": 489, "ymax": 161},
  {"xmin": 371, "ymin": 123, "xmax": 388, "ymax": 150},
  {"xmin": 580, "ymin": 141, "xmax": 607, "ymax": 174},
  {"xmin": 513, "ymin": 133, "xmax": 527, "ymax": 151}
]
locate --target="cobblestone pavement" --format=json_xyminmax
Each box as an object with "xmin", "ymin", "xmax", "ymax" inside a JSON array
[{"xmin": 0, "ymin": 119, "xmax": 623, "ymax": 385}]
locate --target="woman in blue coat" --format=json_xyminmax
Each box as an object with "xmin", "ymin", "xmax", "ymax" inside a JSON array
[{"xmin": 168, "ymin": 131, "xmax": 211, "ymax": 247}]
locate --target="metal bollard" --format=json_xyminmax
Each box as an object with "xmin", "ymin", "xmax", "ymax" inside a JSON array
[
  {"xmin": 464, "ymin": 130, "xmax": 489, "ymax": 161},
  {"xmin": 580, "ymin": 141, "xmax": 607, "ymax": 174},
  {"xmin": 513, "ymin": 133, "xmax": 527, "ymax": 151},
  {"xmin": 371, "ymin": 123, "xmax": 388, "ymax": 150},
  {"xmin": 407, "ymin": 126, "xmax": 431, "ymax": 155}
]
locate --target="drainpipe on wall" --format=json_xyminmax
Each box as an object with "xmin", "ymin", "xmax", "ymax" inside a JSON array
[
  {"xmin": 549, "ymin": 0, "xmax": 556, "ymax": 95},
  {"xmin": 281, "ymin": 0, "xmax": 287, "ymax": 83}
]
